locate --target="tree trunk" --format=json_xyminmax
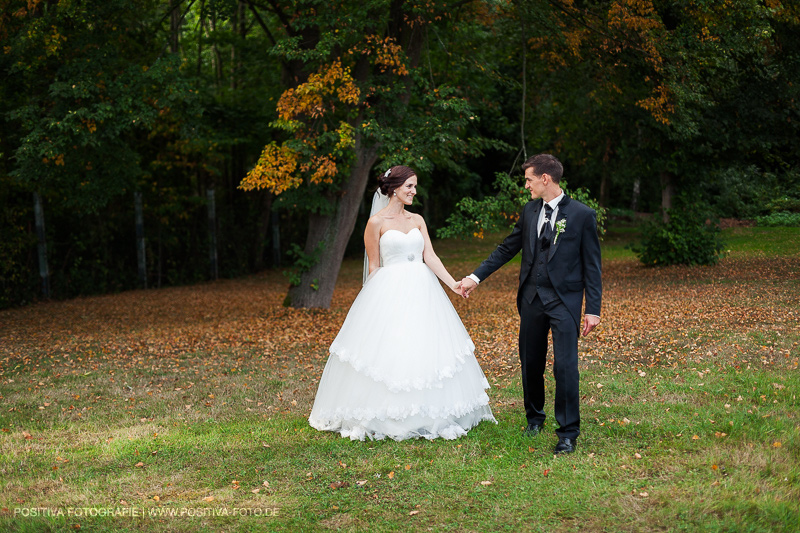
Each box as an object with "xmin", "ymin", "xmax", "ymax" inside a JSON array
[
  {"xmin": 630, "ymin": 177, "xmax": 641, "ymax": 212},
  {"xmin": 288, "ymin": 135, "xmax": 379, "ymax": 308},
  {"xmin": 169, "ymin": 0, "xmax": 180, "ymax": 54},
  {"xmin": 253, "ymin": 190, "xmax": 273, "ymax": 271},
  {"xmin": 135, "ymin": 192, "xmax": 147, "ymax": 289},
  {"xmin": 599, "ymin": 136, "xmax": 612, "ymax": 207},
  {"xmin": 207, "ymin": 188, "xmax": 219, "ymax": 280},
  {"xmin": 33, "ymin": 192, "xmax": 50, "ymax": 299},
  {"xmin": 660, "ymin": 171, "xmax": 674, "ymax": 223}
]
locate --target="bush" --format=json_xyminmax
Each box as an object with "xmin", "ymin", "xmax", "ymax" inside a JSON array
[
  {"xmin": 756, "ymin": 211, "xmax": 800, "ymax": 227},
  {"xmin": 632, "ymin": 203, "xmax": 725, "ymax": 266},
  {"xmin": 438, "ymin": 172, "xmax": 606, "ymax": 240},
  {"xmin": 764, "ymin": 197, "xmax": 800, "ymax": 214}
]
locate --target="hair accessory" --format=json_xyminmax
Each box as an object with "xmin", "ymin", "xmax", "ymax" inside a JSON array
[{"xmin": 384, "ymin": 169, "xmax": 392, "ymax": 178}]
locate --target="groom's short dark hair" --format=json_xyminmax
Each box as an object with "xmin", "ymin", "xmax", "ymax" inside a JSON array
[{"xmin": 522, "ymin": 154, "xmax": 563, "ymax": 183}]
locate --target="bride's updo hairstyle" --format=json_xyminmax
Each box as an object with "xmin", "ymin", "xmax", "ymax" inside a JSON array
[{"xmin": 378, "ymin": 165, "xmax": 416, "ymax": 197}]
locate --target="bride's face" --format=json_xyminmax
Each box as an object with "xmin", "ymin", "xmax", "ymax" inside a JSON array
[{"xmin": 394, "ymin": 175, "xmax": 417, "ymax": 205}]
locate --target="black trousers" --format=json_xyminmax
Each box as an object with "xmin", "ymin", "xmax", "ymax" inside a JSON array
[{"xmin": 518, "ymin": 292, "xmax": 581, "ymax": 439}]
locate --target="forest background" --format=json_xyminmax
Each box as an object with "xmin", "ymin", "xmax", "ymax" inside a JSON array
[{"xmin": 2, "ymin": 0, "xmax": 800, "ymax": 310}]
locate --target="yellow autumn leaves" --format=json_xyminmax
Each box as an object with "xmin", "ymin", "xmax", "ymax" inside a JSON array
[
  {"xmin": 241, "ymin": 36, "xmax": 408, "ymax": 195},
  {"xmin": 240, "ymin": 60, "xmax": 359, "ymax": 194}
]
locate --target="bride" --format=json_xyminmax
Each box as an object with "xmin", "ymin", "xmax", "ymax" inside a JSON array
[{"xmin": 308, "ymin": 165, "xmax": 496, "ymax": 441}]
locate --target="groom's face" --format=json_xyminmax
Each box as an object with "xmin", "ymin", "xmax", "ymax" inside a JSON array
[{"xmin": 524, "ymin": 168, "xmax": 545, "ymax": 199}]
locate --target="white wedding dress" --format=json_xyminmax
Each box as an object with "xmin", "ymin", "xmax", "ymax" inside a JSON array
[{"xmin": 308, "ymin": 227, "xmax": 496, "ymax": 441}]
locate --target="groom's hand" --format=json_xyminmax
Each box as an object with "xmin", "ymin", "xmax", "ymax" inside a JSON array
[
  {"xmin": 460, "ymin": 277, "xmax": 477, "ymax": 298},
  {"xmin": 582, "ymin": 315, "xmax": 600, "ymax": 336}
]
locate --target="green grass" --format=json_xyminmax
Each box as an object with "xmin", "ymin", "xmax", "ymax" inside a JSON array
[
  {"xmin": 1, "ymin": 225, "xmax": 799, "ymax": 532},
  {"xmin": 722, "ymin": 227, "xmax": 800, "ymax": 258},
  {"xmin": 2, "ymin": 366, "xmax": 797, "ymax": 532}
]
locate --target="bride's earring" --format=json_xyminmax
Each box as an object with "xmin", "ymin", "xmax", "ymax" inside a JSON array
[{"xmin": 393, "ymin": 192, "xmax": 396, "ymax": 196}]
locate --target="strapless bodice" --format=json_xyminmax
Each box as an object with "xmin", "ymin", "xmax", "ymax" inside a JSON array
[{"xmin": 380, "ymin": 228, "xmax": 424, "ymax": 266}]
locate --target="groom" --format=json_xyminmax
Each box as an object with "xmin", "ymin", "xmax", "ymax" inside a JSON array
[{"xmin": 460, "ymin": 154, "xmax": 602, "ymax": 454}]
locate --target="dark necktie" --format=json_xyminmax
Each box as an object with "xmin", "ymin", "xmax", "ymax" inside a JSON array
[{"xmin": 540, "ymin": 204, "xmax": 553, "ymax": 250}]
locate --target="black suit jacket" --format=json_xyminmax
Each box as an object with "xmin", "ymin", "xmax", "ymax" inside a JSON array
[{"xmin": 473, "ymin": 195, "xmax": 602, "ymax": 329}]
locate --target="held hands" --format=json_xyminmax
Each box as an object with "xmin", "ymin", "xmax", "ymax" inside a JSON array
[
  {"xmin": 459, "ymin": 277, "xmax": 478, "ymax": 299},
  {"xmin": 449, "ymin": 280, "xmax": 462, "ymax": 295}
]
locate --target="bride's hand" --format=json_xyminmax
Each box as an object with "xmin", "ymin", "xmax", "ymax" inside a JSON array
[{"xmin": 450, "ymin": 281, "xmax": 462, "ymax": 294}]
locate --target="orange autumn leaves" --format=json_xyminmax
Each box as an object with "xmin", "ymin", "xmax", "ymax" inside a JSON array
[
  {"xmin": 240, "ymin": 36, "xmax": 407, "ymax": 195},
  {"xmin": 529, "ymin": 0, "xmax": 674, "ymax": 124}
]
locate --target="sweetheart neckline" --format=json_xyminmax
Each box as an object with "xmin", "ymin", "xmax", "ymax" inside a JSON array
[{"xmin": 380, "ymin": 227, "xmax": 421, "ymax": 238}]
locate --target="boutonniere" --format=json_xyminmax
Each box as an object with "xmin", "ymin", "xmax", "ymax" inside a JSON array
[{"xmin": 553, "ymin": 219, "xmax": 567, "ymax": 244}]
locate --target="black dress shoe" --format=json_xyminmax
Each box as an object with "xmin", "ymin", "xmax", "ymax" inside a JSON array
[
  {"xmin": 524, "ymin": 423, "xmax": 543, "ymax": 436},
  {"xmin": 554, "ymin": 437, "xmax": 575, "ymax": 454}
]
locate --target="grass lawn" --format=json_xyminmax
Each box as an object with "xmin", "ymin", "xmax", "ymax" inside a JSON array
[{"xmin": 1, "ymin": 225, "xmax": 798, "ymax": 532}]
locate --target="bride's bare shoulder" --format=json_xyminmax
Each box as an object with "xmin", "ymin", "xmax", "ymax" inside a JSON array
[
  {"xmin": 410, "ymin": 212, "xmax": 426, "ymax": 226},
  {"xmin": 366, "ymin": 213, "xmax": 384, "ymax": 231}
]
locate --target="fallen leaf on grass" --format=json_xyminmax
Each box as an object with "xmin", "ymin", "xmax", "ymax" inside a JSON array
[
  {"xmin": 387, "ymin": 471, "xmax": 394, "ymax": 479},
  {"xmin": 692, "ymin": 435, "xmax": 700, "ymax": 440},
  {"xmin": 480, "ymin": 480, "xmax": 492, "ymax": 485},
  {"xmin": 203, "ymin": 496, "xmax": 214, "ymax": 502},
  {"xmin": 543, "ymin": 470, "xmax": 550, "ymax": 477},
  {"xmin": 639, "ymin": 492, "xmax": 649, "ymax": 498},
  {"xmin": 409, "ymin": 510, "xmax": 420, "ymax": 516},
  {"xmin": 251, "ymin": 489, "xmax": 260, "ymax": 494},
  {"xmin": 135, "ymin": 462, "xmax": 144, "ymax": 467},
  {"xmin": 329, "ymin": 481, "xmax": 349, "ymax": 490},
  {"xmin": 772, "ymin": 441, "xmax": 782, "ymax": 448},
  {"xmin": 152, "ymin": 496, "xmax": 160, "ymax": 502},
  {"xmin": 356, "ymin": 480, "xmax": 367, "ymax": 486}
]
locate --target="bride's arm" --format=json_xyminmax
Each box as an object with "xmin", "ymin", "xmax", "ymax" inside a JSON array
[
  {"xmin": 418, "ymin": 216, "xmax": 459, "ymax": 292},
  {"xmin": 364, "ymin": 215, "xmax": 382, "ymax": 276}
]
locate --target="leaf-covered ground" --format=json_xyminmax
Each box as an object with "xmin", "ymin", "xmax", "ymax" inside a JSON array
[
  {"xmin": 2, "ymin": 243, "xmax": 797, "ymax": 385},
  {"xmin": 0, "ymin": 230, "xmax": 798, "ymax": 531}
]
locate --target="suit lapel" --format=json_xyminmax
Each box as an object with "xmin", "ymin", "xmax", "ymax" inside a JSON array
[
  {"xmin": 548, "ymin": 195, "xmax": 571, "ymax": 262},
  {"xmin": 529, "ymin": 199, "xmax": 543, "ymax": 256}
]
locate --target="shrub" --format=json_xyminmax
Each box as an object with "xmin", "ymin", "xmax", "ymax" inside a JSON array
[
  {"xmin": 764, "ymin": 197, "xmax": 800, "ymax": 214},
  {"xmin": 632, "ymin": 203, "xmax": 725, "ymax": 266},
  {"xmin": 755, "ymin": 211, "xmax": 800, "ymax": 227}
]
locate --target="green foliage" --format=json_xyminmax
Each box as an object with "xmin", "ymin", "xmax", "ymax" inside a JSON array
[
  {"xmin": 284, "ymin": 242, "xmax": 325, "ymax": 289},
  {"xmin": 2, "ymin": 0, "xmax": 799, "ymax": 308},
  {"xmin": 699, "ymin": 166, "xmax": 772, "ymax": 219},
  {"xmin": 0, "ymin": 182, "xmax": 35, "ymax": 308},
  {"xmin": 438, "ymin": 172, "xmax": 606, "ymax": 240},
  {"xmin": 437, "ymin": 172, "xmax": 525, "ymax": 239},
  {"xmin": 756, "ymin": 212, "xmax": 800, "ymax": 227},
  {"xmin": 632, "ymin": 203, "xmax": 725, "ymax": 266},
  {"xmin": 765, "ymin": 195, "xmax": 800, "ymax": 214}
]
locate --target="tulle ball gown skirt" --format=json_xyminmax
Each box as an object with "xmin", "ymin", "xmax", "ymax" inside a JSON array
[{"xmin": 309, "ymin": 235, "xmax": 496, "ymax": 441}]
